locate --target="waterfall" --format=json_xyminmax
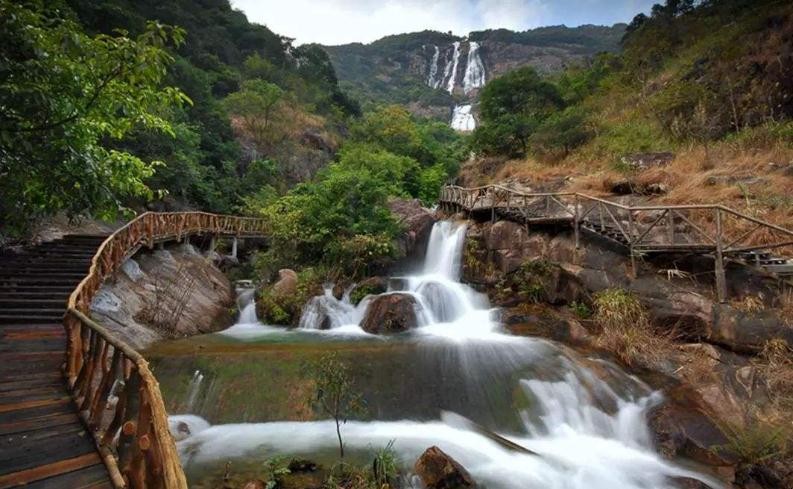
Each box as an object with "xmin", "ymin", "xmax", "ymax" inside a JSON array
[
  {"xmin": 450, "ymin": 104, "xmax": 476, "ymax": 132},
  {"xmin": 444, "ymin": 41, "xmax": 461, "ymax": 94},
  {"xmin": 176, "ymin": 221, "xmax": 720, "ymax": 489},
  {"xmin": 236, "ymin": 287, "xmax": 257, "ymax": 324},
  {"xmin": 184, "ymin": 370, "xmax": 204, "ymax": 412},
  {"xmin": 427, "ymin": 45, "xmax": 440, "ymax": 89},
  {"xmin": 462, "ymin": 41, "xmax": 486, "ymax": 94},
  {"xmin": 298, "ymin": 287, "xmax": 366, "ymax": 330}
]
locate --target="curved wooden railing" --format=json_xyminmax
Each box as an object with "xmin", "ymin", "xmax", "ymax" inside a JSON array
[
  {"xmin": 440, "ymin": 184, "xmax": 793, "ymax": 301},
  {"xmin": 63, "ymin": 212, "xmax": 268, "ymax": 489}
]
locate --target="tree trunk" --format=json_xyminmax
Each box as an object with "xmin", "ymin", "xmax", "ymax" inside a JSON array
[{"xmin": 335, "ymin": 418, "xmax": 344, "ymax": 458}]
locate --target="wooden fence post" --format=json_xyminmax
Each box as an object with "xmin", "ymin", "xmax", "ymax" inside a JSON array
[
  {"xmin": 715, "ymin": 208, "xmax": 727, "ymax": 303},
  {"xmin": 573, "ymin": 195, "xmax": 580, "ymax": 249}
]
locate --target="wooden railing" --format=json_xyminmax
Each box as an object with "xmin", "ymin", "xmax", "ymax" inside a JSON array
[
  {"xmin": 64, "ymin": 212, "xmax": 268, "ymax": 489},
  {"xmin": 440, "ymin": 185, "xmax": 793, "ymax": 301}
]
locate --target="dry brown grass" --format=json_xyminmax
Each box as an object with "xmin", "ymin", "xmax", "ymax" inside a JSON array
[
  {"xmin": 592, "ymin": 288, "xmax": 677, "ymax": 368},
  {"xmin": 757, "ymin": 339, "xmax": 793, "ymax": 423}
]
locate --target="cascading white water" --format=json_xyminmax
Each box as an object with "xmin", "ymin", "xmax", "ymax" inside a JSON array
[
  {"xmin": 462, "ymin": 41, "xmax": 486, "ymax": 94},
  {"xmin": 184, "ymin": 370, "xmax": 204, "ymax": 412},
  {"xmin": 427, "ymin": 45, "xmax": 440, "ymax": 89},
  {"xmin": 179, "ymin": 221, "xmax": 720, "ymax": 488},
  {"xmin": 450, "ymin": 104, "xmax": 476, "ymax": 131},
  {"xmin": 444, "ymin": 41, "xmax": 461, "ymax": 94},
  {"xmin": 236, "ymin": 287, "xmax": 257, "ymax": 324}
]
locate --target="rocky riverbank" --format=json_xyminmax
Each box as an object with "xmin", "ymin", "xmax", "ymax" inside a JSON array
[
  {"xmin": 90, "ymin": 243, "xmax": 235, "ymax": 349},
  {"xmin": 456, "ymin": 216, "xmax": 793, "ymax": 488}
]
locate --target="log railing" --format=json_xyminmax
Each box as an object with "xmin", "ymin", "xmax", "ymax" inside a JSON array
[
  {"xmin": 440, "ymin": 185, "xmax": 793, "ymax": 301},
  {"xmin": 64, "ymin": 212, "xmax": 268, "ymax": 489}
]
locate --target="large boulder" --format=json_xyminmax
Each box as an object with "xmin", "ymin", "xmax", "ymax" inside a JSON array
[
  {"xmin": 388, "ymin": 198, "xmax": 436, "ymax": 259},
  {"xmin": 414, "ymin": 446, "xmax": 476, "ymax": 489},
  {"xmin": 272, "ymin": 269, "xmax": 298, "ymax": 296},
  {"xmin": 360, "ymin": 293, "xmax": 419, "ymax": 334}
]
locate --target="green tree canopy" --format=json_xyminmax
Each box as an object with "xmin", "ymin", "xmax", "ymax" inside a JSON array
[
  {"xmin": 473, "ymin": 67, "xmax": 564, "ymax": 157},
  {"xmin": 0, "ymin": 0, "xmax": 189, "ymax": 233}
]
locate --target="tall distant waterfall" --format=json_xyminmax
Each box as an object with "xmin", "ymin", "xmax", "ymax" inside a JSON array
[
  {"xmin": 426, "ymin": 39, "xmax": 486, "ymax": 131},
  {"xmin": 427, "ymin": 45, "xmax": 441, "ymax": 89},
  {"xmin": 444, "ymin": 41, "xmax": 461, "ymax": 94},
  {"xmin": 462, "ymin": 41, "xmax": 485, "ymax": 94}
]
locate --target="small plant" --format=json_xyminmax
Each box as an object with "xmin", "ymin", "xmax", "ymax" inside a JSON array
[
  {"xmin": 371, "ymin": 440, "xmax": 399, "ymax": 487},
  {"xmin": 570, "ymin": 301, "xmax": 593, "ymax": 319},
  {"xmin": 714, "ymin": 418, "xmax": 789, "ymax": 465},
  {"xmin": 262, "ymin": 456, "xmax": 291, "ymax": 489},
  {"xmin": 592, "ymin": 288, "xmax": 672, "ymax": 367},
  {"xmin": 304, "ymin": 353, "xmax": 366, "ymax": 459}
]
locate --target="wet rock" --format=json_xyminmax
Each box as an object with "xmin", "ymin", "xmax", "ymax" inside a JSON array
[
  {"xmin": 240, "ymin": 481, "xmax": 266, "ymax": 489},
  {"xmin": 709, "ymin": 304, "xmax": 793, "ymax": 353},
  {"xmin": 273, "ymin": 269, "xmax": 298, "ymax": 296},
  {"xmin": 331, "ymin": 283, "xmax": 344, "ymax": 300},
  {"xmin": 360, "ymin": 293, "xmax": 418, "ymax": 334},
  {"xmin": 350, "ymin": 276, "xmax": 388, "ymax": 305},
  {"xmin": 388, "ymin": 198, "xmax": 436, "ymax": 259},
  {"xmin": 648, "ymin": 399, "xmax": 738, "ymax": 472},
  {"xmin": 414, "ymin": 446, "xmax": 476, "ymax": 489}
]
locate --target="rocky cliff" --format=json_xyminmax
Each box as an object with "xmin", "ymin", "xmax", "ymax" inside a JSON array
[{"xmin": 322, "ymin": 25, "xmax": 625, "ymax": 130}]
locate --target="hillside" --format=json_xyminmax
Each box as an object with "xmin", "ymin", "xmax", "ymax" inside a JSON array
[{"xmin": 322, "ymin": 24, "xmax": 625, "ymax": 127}]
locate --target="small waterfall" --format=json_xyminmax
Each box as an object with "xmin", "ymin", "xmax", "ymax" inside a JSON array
[
  {"xmin": 462, "ymin": 41, "xmax": 486, "ymax": 94},
  {"xmin": 427, "ymin": 45, "xmax": 440, "ymax": 89},
  {"xmin": 444, "ymin": 41, "xmax": 461, "ymax": 94},
  {"xmin": 298, "ymin": 287, "xmax": 365, "ymax": 330},
  {"xmin": 236, "ymin": 287, "xmax": 257, "ymax": 324},
  {"xmin": 450, "ymin": 104, "xmax": 476, "ymax": 131},
  {"xmin": 184, "ymin": 370, "xmax": 204, "ymax": 412}
]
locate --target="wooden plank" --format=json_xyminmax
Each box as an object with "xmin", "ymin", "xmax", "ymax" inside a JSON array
[
  {"xmin": 0, "ymin": 425, "xmax": 96, "ymax": 475},
  {"xmin": 23, "ymin": 464, "xmax": 112, "ymax": 489},
  {"xmin": 0, "ymin": 397, "xmax": 71, "ymax": 414},
  {"xmin": 0, "ymin": 452, "xmax": 102, "ymax": 488}
]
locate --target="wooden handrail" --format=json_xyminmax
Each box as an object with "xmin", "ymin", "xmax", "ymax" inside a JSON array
[
  {"xmin": 440, "ymin": 184, "xmax": 793, "ymax": 302},
  {"xmin": 63, "ymin": 211, "xmax": 268, "ymax": 489}
]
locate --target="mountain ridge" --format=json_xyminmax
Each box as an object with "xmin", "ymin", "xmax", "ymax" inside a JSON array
[{"xmin": 321, "ymin": 24, "xmax": 626, "ymax": 128}]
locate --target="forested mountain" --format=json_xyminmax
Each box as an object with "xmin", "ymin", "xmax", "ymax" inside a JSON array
[{"xmin": 321, "ymin": 25, "xmax": 625, "ymax": 125}]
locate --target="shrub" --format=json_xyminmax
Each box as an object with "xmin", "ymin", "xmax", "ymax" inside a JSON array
[
  {"xmin": 570, "ymin": 301, "xmax": 593, "ymax": 319},
  {"xmin": 592, "ymin": 288, "xmax": 671, "ymax": 367},
  {"xmin": 714, "ymin": 418, "xmax": 789, "ymax": 466}
]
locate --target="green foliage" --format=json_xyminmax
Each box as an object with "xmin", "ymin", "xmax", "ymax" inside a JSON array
[
  {"xmin": 303, "ymin": 353, "xmax": 367, "ymax": 459},
  {"xmin": 0, "ymin": 1, "xmax": 189, "ymax": 232},
  {"xmin": 529, "ymin": 106, "xmax": 593, "ymax": 156},
  {"xmin": 473, "ymin": 67, "xmax": 564, "ymax": 157},
  {"xmin": 371, "ymin": 440, "xmax": 399, "ymax": 487},
  {"xmin": 497, "ymin": 260, "xmax": 555, "ymax": 304},
  {"xmin": 256, "ymin": 268, "xmax": 323, "ymax": 326},
  {"xmin": 222, "ymin": 79, "xmax": 284, "ymax": 150},
  {"xmin": 714, "ymin": 419, "xmax": 789, "ymax": 465},
  {"xmin": 593, "ymin": 288, "xmax": 647, "ymax": 331},
  {"xmin": 570, "ymin": 301, "xmax": 593, "ymax": 319},
  {"xmin": 262, "ymin": 456, "xmax": 291, "ymax": 489}
]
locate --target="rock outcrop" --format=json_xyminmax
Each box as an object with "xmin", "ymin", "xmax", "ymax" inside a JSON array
[
  {"xmin": 388, "ymin": 198, "xmax": 436, "ymax": 262},
  {"xmin": 349, "ymin": 276, "xmax": 388, "ymax": 305},
  {"xmin": 414, "ymin": 446, "xmax": 476, "ymax": 489},
  {"xmin": 90, "ymin": 244, "xmax": 235, "ymax": 349},
  {"xmin": 360, "ymin": 293, "xmax": 419, "ymax": 334}
]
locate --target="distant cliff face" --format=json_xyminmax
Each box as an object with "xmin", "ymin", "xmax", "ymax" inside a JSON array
[{"xmin": 322, "ymin": 25, "xmax": 625, "ymax": 131}]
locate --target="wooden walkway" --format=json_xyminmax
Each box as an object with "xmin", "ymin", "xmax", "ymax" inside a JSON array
[
  {"xmin": 440, "ymin": 185, "xmax": 793, "ymax": 300},
  {"xmin": 0, "ymin": 235, "xmax": 112, "ymax": 488}
]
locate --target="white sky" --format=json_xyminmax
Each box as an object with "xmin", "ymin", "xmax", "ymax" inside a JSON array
[{"xmin": 231, "ymin": 0, "xmax": 656, "ymax": 45}]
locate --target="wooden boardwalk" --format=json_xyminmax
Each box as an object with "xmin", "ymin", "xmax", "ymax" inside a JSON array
[
  {"xmin": 440, "ymin": 185, "xmax": 793, "ymax": 300},
  {"xmin": 0, "ymin": 235, "xmax": 112, "ymax": 488}
]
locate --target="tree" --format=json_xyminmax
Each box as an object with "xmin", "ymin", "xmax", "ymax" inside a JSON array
[
  {"xmin": 473, "ymin": 67, "xmax": 564, "ymax": 157},
  {"xmin": 529, "ymin": 107, "xmax": 592, "ymax": 157},
  {"xmin": 222, "ymin": 79, "xmax": 284, "ymax": 151},
  {"xmin": 304, "ymin": 353, "xmax": 366, "ymax": 459},
  {"xmin": 0, "ymin": 1, "xmax": 189, "ymax": 233}
]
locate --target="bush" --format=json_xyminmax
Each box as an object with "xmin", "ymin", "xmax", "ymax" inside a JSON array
[
  {"xmin": 529, "ymin": 106, "xmax": 593, "ymax": 156},
  {"xmin": 592, "ymin": 288, "xmax": 671, "ymax": 367}
]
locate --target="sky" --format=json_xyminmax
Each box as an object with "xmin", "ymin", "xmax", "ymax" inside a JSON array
[{"xmin": 230, "ymin": 0, "xmax": 657, "ymax": 45}]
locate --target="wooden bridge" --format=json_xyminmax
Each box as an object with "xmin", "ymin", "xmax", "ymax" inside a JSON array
[
  {"xmin": 440, "ymin": 185, "xmax": 793, "ymax": 301},
  {"xmin": 1, "ymin": 213, "xmax": 267, "ymax": 488}
]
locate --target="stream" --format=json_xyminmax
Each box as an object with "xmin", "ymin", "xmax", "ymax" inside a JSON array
[{"xmin": 146, "ymin": 221, "xmax": 720, "ymax": 488}]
